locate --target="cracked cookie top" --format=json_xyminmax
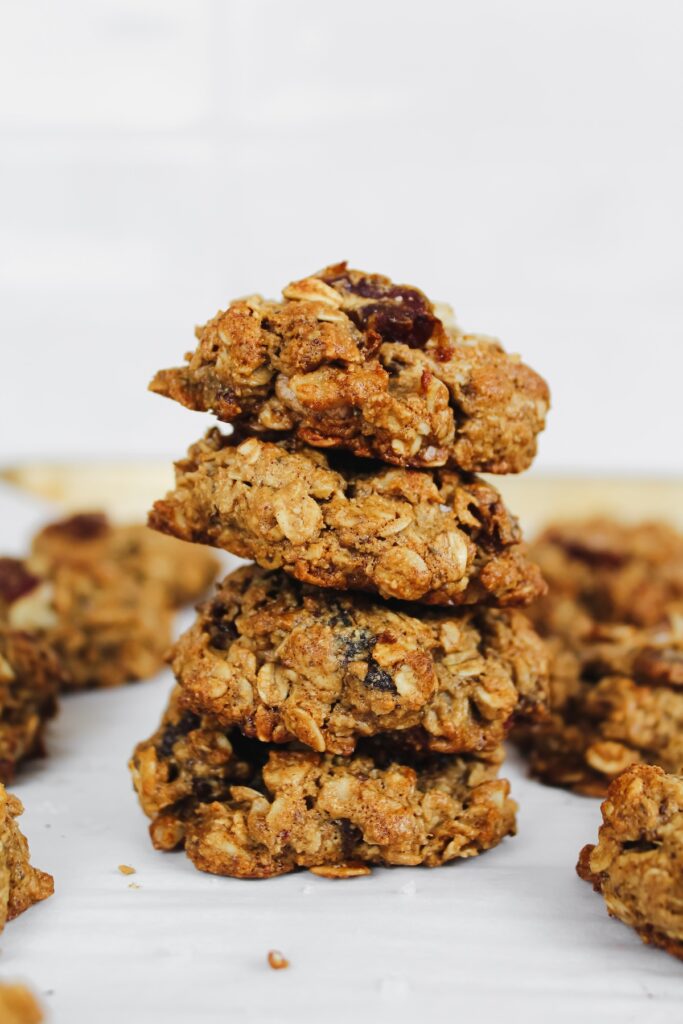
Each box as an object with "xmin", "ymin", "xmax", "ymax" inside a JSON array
[{"xmin": 150, "ymin": 263, "xmax": 549, "ymax": 474}]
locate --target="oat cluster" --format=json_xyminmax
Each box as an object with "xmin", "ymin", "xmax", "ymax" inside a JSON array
[{"xmin": 135, "ymin": 263, "xmax": 549, "ymax": 878}]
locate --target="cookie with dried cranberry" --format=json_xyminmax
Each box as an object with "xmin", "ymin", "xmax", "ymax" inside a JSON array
[
  {"xmin": 0, "ymin": 513, "xmax": 218, "ymax": 691},
  {"xmin": 130, "ymin": 689, "xmax": 516, "ymax": 878},
  {"xmin": 0, "ymin": 784, "xmax": 53, "ymax": 932},
  {"xmin": 0, "ymin": 627, "xmax": 61, "ymax": 782},
  {"xmin": 150, "ymin": 263, "xmax": 549, "ymax": 474},
  {"xmin": 166, "ymin": 564, "xmax": 548, "ymax": 756},
  {"xmin": 149, "ymin": 431, "xmax": 545, "ymax": 607},
  {"xmin": 578, "ymin": 765, "xmax": 683, "ymax": 959}
]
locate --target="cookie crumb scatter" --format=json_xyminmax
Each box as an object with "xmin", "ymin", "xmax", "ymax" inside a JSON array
[
  {"xmin": 128, "ymin": 882, "xmax": 141, "ymax": 890},
  {"xmin": 118, "ymin": 864, "xmax": 135, "ymax": 875},
  {"xmin": 267, "ymin": 950, "xmax": 289, "ymax": 970}
]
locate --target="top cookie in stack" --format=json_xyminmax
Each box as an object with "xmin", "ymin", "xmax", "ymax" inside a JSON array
[
  {"xmin": 150, "ymin": 262, "xmax": 549, "ymax": 474},
  {"xmin": 132, "ymin": 265, "xmax": 550, "ymax": 879}
]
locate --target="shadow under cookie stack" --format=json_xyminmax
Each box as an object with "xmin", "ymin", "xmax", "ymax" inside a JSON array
[{"xmin": 130, "ymin": 263, "xmax": 551, "ymax": 879}]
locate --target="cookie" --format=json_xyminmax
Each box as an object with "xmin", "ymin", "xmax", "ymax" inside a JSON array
[
  {"xmin": 531, "ymin": 518, "xmax": 683, "ymax": 634},
  {"xmin": 0, "ymin": 785, "xmax": 53, "ymax": 932},
  {"xmin": 0, "ymin": 628, "xmax": 61, "ymax": 782},
  {"xmin": 130, "ymin": 688, "xmax": 516, "ymax": 878},
  {"xmin": 516, "ymin": 619, "xmax": 683, "ymax": 795},
  {"xmin": 578, "ymin": 765, "xmax": 683, "ymax": 959},
  {"xmin": 150, "ymin": 264, "xmax": 549, "ymax": 474},
  {"xmin": 149, "ymin": 431, "xmax": 545, "ymax": 607},
  {"xmin": 0, "ymin": 513, "xmax": 218, "ymax": 690},
  {"xmin": 30, "ymin": 512, "xmax": 219, "ymax": 609},
  {"xmin": 167, "ymin": 564, "xmax": 548, "ymax": 756}
]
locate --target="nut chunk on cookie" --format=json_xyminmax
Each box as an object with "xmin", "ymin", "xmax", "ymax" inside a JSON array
[
  {"xmin": 578, "ymin": 765, "xmax": 683, "ymax": 959},
  {"xmin": 150, "ymin": 431, "xmax": 544, "ymax": 607},
  {"xmin": 130, "ymin": 688, "xmax": 517, "ymax": 878},
  {"xmin": 150, "ymin": 263, "xmax": 549, "ymax": 474},
  {"xmin": 0, "ymin": 512, "xmax": 218, "ymax": 691},
  {"xmin": 0, "ymin": 785, "xmax": 53, "ymax": 932},
  {"xmin": 0, "ymin": 627, "xmax": 61, "ymax": 783},
  {"xmin": 167, "ymin": 565, "xmax": 548, "ymax": 756}
]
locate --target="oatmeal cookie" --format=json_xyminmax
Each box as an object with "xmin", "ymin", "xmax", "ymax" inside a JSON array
[
  {"xmin": 30, "ymin": 512, "xmax": 218, "ymax": 609},
  {"xmin": 130, "ymin": 690, "xmax": 516, "ymax": 877},
  {"xmin": 0, "ymin": 513, "xmax": 218, "ymax": 690},
  {"xmin": 167, "ymin": 565, "xmax": 548, "ymax": 756},
  {"xmin": 0, "ymin": 785, "xmax": 53, "ymax": 931},
  {"xmin": 149, "ymin": 431, "xmax": 544, "ymax": 607},
  {"xmin": 0, "ymin": 985, "xmax": 43, "ymax": 1024},
  {"xmin": 530, "ymin": 518, "xmax": 683, "ymax": 634},
  {"xmin": 578, "ymin": 765, "xmax": 683, "ymax": 959},
  {"xmin": 0, "ymin": 628, "xmax": 61, "ymax": 782},
  {"xmin": 150, "ymin": 263, "xmax": 549, "ymax": 474},
  {"xmin": 515, "ymin": 619, "xmax": 683, "ymax": 795}
]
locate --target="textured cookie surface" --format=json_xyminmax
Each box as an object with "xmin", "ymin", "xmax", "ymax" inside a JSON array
[
  {"xmin": 0, "ymin": 628, "xmax": 61, "ymax": 782},
  {"xmin": 150, "ymin": 263, "xmax": 549, "ymax": 474},
  {"xmin": 168, "ymin": 565, "xmax": 548, "ymax": 755},
  {"xmin": 0, "ymin": 513, "xmax": 217, "ymax": 690},
  {"xmin": 130, "ymin": 688, "xmax": 516, "ymax": 878},
  {"xmin": 578, "ymin": 765, "xmax": 683, "ymax": 959},
  {"xmin": 150, "ymin": 431, "xmax": 545, "ymax": 607},
  {"xmin": 0, "ymin": 785, "xmax": 53, "ymax": 931}
]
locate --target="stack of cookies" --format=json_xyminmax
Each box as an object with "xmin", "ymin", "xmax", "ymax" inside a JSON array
[{"xmin": 130, "ymin": 263, "xmax": 551, "ymax": 878}]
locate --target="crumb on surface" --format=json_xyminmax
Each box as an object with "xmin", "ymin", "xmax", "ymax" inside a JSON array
[
  {"xmin": 267, "ymin": 950, "xmax": 289, "ymax": 970},
  {"xmin": 118, "ymin": 864, "xmax": 135, "ymax": 875}
]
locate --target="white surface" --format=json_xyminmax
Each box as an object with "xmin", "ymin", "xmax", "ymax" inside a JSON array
[
  {"xmin": 1, "ymin": 0, "xmax": 683, "ymax": 473},
  {"xmin": 3, "ymin": 491, "xmax": 683, "ymax": 1023}
]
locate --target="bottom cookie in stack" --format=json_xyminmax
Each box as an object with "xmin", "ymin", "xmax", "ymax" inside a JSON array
[
  {"xmin": 130, "ymin": 688, "xmax": 516, "ymax": 878},
  {"xmin": 514, "ymin": 518, "xmax": 683, "ymax": 795}
]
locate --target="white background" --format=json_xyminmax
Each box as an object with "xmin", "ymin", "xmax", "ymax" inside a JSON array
[
  {"xmin": 1, "ymin": 0, "xmax": 682, "ymax": 472},
  {"xmin": 2, "ymin": 4, "xmax": 683, "ymax": 1022}
]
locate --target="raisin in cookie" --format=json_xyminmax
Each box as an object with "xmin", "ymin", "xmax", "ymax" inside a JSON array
[
  {"xmin": 167, "ymin": 564, "xmax": 548, "ymax": 756},
  {"xmin": 150, "ymin": 263, "xmax": 549, "ymax": 474},
  {"xmin": 150, "ymin": 431, "xmax": 545, "ymax": 607},
  {"xmin": 130, "ymin": 689, "xmax": 516, "ymax": 878},
  {"xmin": 578, "ymin": 765, "xmax": 683, "ymax": 959}
]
